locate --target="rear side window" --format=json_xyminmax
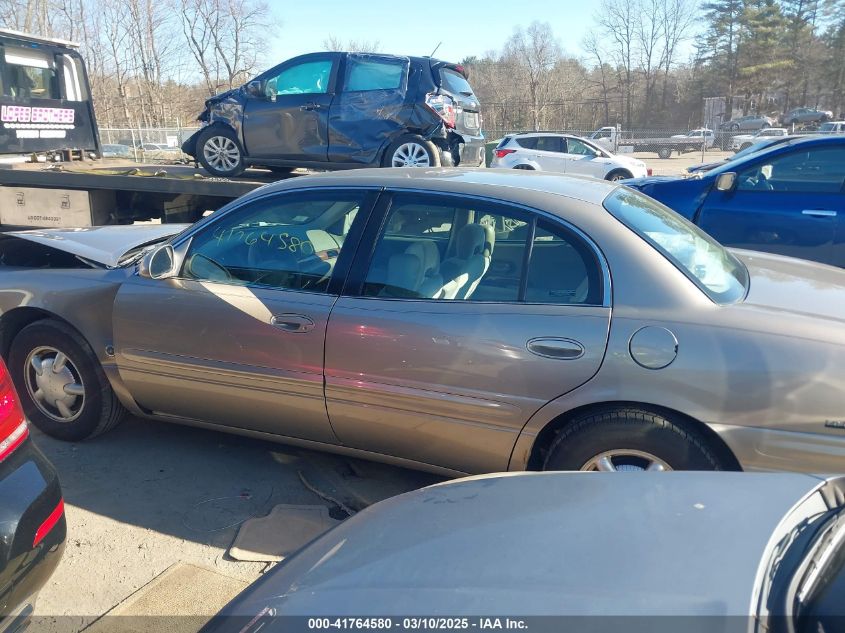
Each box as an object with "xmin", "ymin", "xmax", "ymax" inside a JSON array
[
  {"xmin": 605, "ymin": 187, "xmax": 748, "ymax": 304},
  {"xmin": 515, "ymin": 137, "xmax": 538, "ymax": 149},
  {"xmin": 344, "ymin": 56, "xmax": 407, "ymax": 92},
  {"xmin": 361, "ymin": 192, "xmax": 603, "ymax": 305},
  {"xmin": 4, "ymin": 46, "xmax": 58, "ymax": 99},
  {"xmin": 439, "ymin": 68, "xmax": 474, "ymax": 95}
]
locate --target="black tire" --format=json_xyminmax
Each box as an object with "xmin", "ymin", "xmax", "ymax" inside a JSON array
[
  {"xmin": 9, "ymin": 319, "xmax": 126, "ymax": 441},
  {"xmin": 513, "ymin": 164, "xmax": 535, "ymax": 170},
  {"xmin": 605, "ymin": 169, "xmax": 633, "ymax": 182},
  {"xmin": 382, "ymin": 134, "xmax": 441, "ymax": 168},
  {"xmin": 196, "ymin": 126, "xmax": 246, "ymax": 177},
  {"xmin": 657, "ymin": 147, "xmax": 672, "ymax": 159},
  {"xmin": 543, "ymin": 407, "xmax": 730, "ymax": 472}
]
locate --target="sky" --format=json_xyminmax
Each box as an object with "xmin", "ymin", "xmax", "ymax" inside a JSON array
[{"xmin": 265, "ymin": 0, "xmax": 604, "ymax": 67}]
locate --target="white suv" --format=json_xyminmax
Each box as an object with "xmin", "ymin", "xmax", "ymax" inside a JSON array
[
  {"xmin": 730, "ymin": 127, "xmax": 788, "ymax": 151},
  {"xmin": 490, "ymin": 133, "xmax": 649, "ymax": 181}
]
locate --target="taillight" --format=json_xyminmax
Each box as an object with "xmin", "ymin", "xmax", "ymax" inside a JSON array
[
  {"xmin": 494, "ymin": 149, "xmax": 516, "ymax": 159},
  {"xmin": 425, "ymin": 93, "xmax": 457, "ymax": 129},
  {"xmin": 0, "ymin": 358, "xmax": 27, "ymax": 462},
  {"xmin": 647, "ymin": 168, "xmax": 653, "ymax": 176},
  {"xmin": 33, "ymin": 498, "xmax": 64, "ymax": 548}
]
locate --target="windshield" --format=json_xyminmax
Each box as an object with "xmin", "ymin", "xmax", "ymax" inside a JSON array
[{"xmin": 604, "ymin": 188, "xmax": 748, "ymax": 304}]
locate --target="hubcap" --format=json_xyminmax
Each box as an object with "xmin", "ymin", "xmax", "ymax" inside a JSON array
[
  {"xmin": 25, "ymin": 346, "xmax": 85, "ymax": 422},
  {"xmin": 391, "ymin": 142, "xmax": 431, "ymax": 167},
  {"xmin": 610, "ymin": 173, "xmax": 627, "ymax": 181},
  {"xmin": 203, "ymin": 136, "xmax": 241, "ymax": 171},
  {"xmin": 580, "ymin": 449, "xmax": 672, "ymax": 472}
]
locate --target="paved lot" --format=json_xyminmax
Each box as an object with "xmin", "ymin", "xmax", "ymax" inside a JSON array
[
  {"xmin": 633, "ymin": 148, "xmax": 732, "ymax": 176},
  {"xmin": 31, "ymin": 416, "xmax": 440, "ymax": 632}
]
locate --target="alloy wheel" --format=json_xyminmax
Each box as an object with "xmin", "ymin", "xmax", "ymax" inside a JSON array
[
  {"xmin": 25, "ymin": 346, "xmax": 86, "ymax": 422},
  {"xmin": 391, "ymin": 142, "xmax": 431, "ymax": 167},
  {"xmin": 580, "ymin": 449, "xmax": 672, "ymax": 472},
  {"xmin": 203, "ymin": 136, "xmax": 241, "ymax": 172}
]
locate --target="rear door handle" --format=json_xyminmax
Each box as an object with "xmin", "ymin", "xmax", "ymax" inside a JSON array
[
  {"xmin": 300, "ymin": 102, "xmax": 322, "ymax": 111},
  {"xmin": 270, "ymin": 314, "xmax": 315, "ymax": 333},
  {"xmin": 802, "ymin": 209, "xmax": 837, "ymax": 217},
  {"xmin": 527, "ymin": 337, "xmax": 585, "ymax": 360}
]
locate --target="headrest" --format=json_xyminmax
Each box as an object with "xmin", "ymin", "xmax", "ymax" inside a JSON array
[
  {"xmin": 386, "ymin": 252, "xmax": 424, "ymax": 293},
  {"xmin": 405, "ymin": 240, "xmax": 440, "ymax": 277},
  {"xmin": 456, "ymin": 223, "xmax": 487, "ymax": 259}
]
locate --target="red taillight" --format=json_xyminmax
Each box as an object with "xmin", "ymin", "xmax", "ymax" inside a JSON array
[
  {"xmin": 494, "ymin": 149, "xmax": 516, "ymax": 159},
  {"xmin": 0, "ymin": 359, "xmax": 27, "ymax": 462},
  {"xmin": 425, "ymin": 93, "xmax": 457, "ymax": 128},
  {"xmin": 33, "ymin": 498, "xmax": 64, "ymax": 548},
  {"xmin": 647, "ymin": 168, "xmax": 653, "ymax": 176}
]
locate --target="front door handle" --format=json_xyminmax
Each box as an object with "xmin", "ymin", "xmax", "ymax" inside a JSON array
[
  {"xmin": 802, "ymin": 209, "xmax": 837, "ymax": 218},
  {"xmin": 270, "ymin": 314, "xmax": 315, "ymax": 333},
  {"xmin": 300, "ymin": 102, "xmax": 322, "ymax": 111},
  {"xmin": 527, "ymin": 337, "xmax": 585, "ymax": 360}
]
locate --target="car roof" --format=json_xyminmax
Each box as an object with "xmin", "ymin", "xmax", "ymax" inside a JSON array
[
  {"xmin": 709, "ymin": 134, "xmax": 845, "ymax": 174},
  {"xmin": 249, "ymin": 167, "xmax": 618, "ymax": 207}
]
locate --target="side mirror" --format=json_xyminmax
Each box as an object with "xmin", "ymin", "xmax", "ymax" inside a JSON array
[
  {"xmin": 715, "ymin": 172, "xmax": 736, "ymax": 192},
  {"xmin": 244, "ymin": 80, "xmax": 265, "ymax": 99},
  {"xmin": 139, "ymin": 244, "xmax": 177, "ymax": 280}
]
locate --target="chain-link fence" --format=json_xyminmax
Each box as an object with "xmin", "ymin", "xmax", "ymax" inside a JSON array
[{"xmin": 98, "ymin": 127, "xmax": 201, "ymax": 164}]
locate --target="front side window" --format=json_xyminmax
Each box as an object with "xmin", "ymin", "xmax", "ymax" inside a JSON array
[
  {"xmin": 736, "ymin": 147, "xmax": 845, "ymax": 193},
  {"xmin": 4, "ymin": 47, "xmax": 58, "ymax": 99},
  {"xmin": 605, "ymin": 188, "xmax": 748, "ymax": 304},
  {"xmin": 266, "ymin": 60, "xmax": 333, "ymax": 97},
  {"xmin": 565, "ymin": 138, "xmax": 599, "ymax": 155},
  {"xmin": 344, "ymin": 56, "xmax": 407, "ymax": 92},
  {"xmin": 362, "ymin": 193, "xmax": 603, "ymax": 304},
  {"xmin": 182, "ymin": 191, "xmax": 366, "ymax": 292}
]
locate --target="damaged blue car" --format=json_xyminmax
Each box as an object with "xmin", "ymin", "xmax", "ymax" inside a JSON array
[{"xmin": 181, "ymin": 52, "xmax": 486, "ymax": 177}]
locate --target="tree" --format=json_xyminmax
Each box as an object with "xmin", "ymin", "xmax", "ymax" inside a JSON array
[
  {"xmin": 504, "ymin": 21, "xmax": 562, "ymax": 130},
  {"xmin": 322, "ymin": 36, "xmax": 382, "ymax": 53}
]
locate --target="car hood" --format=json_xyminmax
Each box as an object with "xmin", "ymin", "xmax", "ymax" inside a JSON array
[
  {"xmin": 6, "ymin": 224, "xmax": 188, "ymax": 268},
  {"xmin": 205, "ymin": 472, "xmax": 838, "ymax": 623},
  {"xmin": 735, "ymin": 249, "xmax": 845, "ymax": 324}
]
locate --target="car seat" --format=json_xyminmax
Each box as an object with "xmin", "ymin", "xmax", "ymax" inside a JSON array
[{"xmin": 439, "ymin": 224, "xmax": 495, "ymax": 299}]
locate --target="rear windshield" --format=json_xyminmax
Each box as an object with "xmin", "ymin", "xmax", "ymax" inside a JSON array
[
  {"xmin": 440, "ymin": 68, "xmax": 474, "ymax": 96},
  {"xmin": 604, "ymin": 188, "xmax": 748, "ymax": 304},
  {"xmin": 496, "ymin": 137, "xmax": 512, "ymax": 148}
]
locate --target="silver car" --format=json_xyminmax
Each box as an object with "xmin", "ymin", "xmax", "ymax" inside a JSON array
[
  {"xmin": 2, "ymin": 169, "xmax": 845, "ymax": 475},
  {"xmin": 202, "ymin": 472, "xmax": 845, "ymax": 628}
]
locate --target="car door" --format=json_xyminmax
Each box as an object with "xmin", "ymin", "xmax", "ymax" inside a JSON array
[
  {"xmin": 561, "ymin": 137, "xmax": 605, "ymax": 178},
  {"xmin": 696, "ymin": 145, "xmax": 845, "ymax": 266},
  {"xmin": 328, "ymin": 54, "xmax": 411, "ymax": 165},
  {"xmin": 324, "ymin": 191, "xmax": 611, "ymax": 473},
  {"xmin": 531, "ymin": 136, "xmax": 567, "ymax": 172},
  {"xmin": 242, "ymin": 53, "xmax": 340, "ymax": 162},
  {"xmin": 112, "ymin": 188, "xmax": 378, "ymax": 442}
]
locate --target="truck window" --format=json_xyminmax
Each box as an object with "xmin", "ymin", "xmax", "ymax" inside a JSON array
[
  {"xmin": 4, "ymin": 47, "xmax": 58, "ymax": 100},
  {"xmin": 60, "ymin": 54, "xmax": 88, "ymax": 101}
]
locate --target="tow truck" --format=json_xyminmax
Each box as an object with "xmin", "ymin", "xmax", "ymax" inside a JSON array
[{"xmin": 0, "ymin": 29, "xmax": 272, "ymax": 228}]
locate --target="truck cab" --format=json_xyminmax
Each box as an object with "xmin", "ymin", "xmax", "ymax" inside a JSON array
[{"xmin": 0, "ymin": 28, "xmax": 99, "ymax": 156}]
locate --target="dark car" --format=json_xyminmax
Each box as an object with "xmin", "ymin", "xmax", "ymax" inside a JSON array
[
  {"xmin": 783, "ymin": 107, "xmax": 834, "ymax": 126},
  {"xmin": 0, "ymin": 357, "xmax": 65, "ymax": 632},
  {"xmin": 625, "ymin": 135, "xmax": 845, "ymax": 268},
  {"xmin": 201, "ymin": 472, "xmax": 845, "ymax": 632},
  {"xmin": 181, "ymin": 52, "xmax": 485, "ymax": 177}
]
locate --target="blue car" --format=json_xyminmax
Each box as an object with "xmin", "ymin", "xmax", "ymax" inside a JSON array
[{"xmin": 625, "ymin": 136, "xmax": 845, "ymax": 268}]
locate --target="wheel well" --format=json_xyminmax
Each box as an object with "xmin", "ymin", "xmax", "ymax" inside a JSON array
[
  {"xmin": 606, "ymin": 168, "xmax": 632, "ymax": 179},
  {"xmin": 0, "ymin": 308, "xmax": 81, "ymax": 360},
  {"xmin": 526, "ymin": 401, "xmax": 742, "ymax": 471}
]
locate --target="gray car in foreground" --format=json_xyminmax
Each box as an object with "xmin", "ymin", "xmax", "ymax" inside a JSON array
[
  {"xmin": 201, "ymin": 472, "xmax": 845, "ymax": 631},
  {"xmin": 1, "ymin": 169, "xmax": 845, "ymax": 475}
]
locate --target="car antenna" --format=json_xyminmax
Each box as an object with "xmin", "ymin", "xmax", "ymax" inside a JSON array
[{"xmin": 430, "ymin": 42, "xmax": 442, "ymax": 58}]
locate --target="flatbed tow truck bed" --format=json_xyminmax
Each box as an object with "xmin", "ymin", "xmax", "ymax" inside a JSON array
[{"xmin": 0, "ymin": 160, "xmax": 301, "ymax": 228}]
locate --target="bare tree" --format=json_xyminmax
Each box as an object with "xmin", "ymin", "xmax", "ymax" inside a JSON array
[
  {"xmin": 504, "ymin": 21, "xmax": 562, "ymax": 130},
  {"xmin": 323, "ymin": 36, "xmax": 382, "ymax": 53},
  {"xmin": 598, "ymin": 0, "xmax": 638, "ymax": 127},
  {"xmin": 178, "ymin": 0, "xmax": 270, "ymax": 96}
]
